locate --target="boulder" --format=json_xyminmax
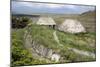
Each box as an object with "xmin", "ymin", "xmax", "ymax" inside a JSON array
[{"xmin": 51, "ymin": 53, "xmax": 60, "ymax": 62}]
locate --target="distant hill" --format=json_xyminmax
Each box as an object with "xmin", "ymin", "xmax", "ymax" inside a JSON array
[
  {"xmin": 78, "ymin": 10, "xmax": 96, "ymax": 32},
  {"xmin": 80, "ymin": 10, "xmax": 96, "ymax": 18}
]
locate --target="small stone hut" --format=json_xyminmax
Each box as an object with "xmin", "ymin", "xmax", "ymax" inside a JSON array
[{"xmin": 36, "ymin": 16, "xmax": 56, "ymax": 29}]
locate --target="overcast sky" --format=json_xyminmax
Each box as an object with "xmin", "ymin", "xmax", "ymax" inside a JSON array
[{"xmin": 11, "ymin": 1, "xmax": 95, "ymax": 14}]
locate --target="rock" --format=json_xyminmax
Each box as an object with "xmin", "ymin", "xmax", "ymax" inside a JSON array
[
  {"xmin": 24, "ymin": 32, "xmax": 53, "ymax": 59},
  {"xmin": 46, "ymin": 49, "xmax": 53, "ymax": 58},
  {"xmin": 58, "ymin": 19, "xmax": 86, "ymax": 33},
  {"xmin": 51, "ymin": 53, "xmax": 60, "ymax": 62},
  {"xmin": 24, "ymin": 28, "xmax": 62, "ymax": 62}
]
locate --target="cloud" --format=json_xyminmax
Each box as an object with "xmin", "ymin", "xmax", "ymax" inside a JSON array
[
  {"xmin": 43, "ymin": 4, "xmax": 65, "ymax": 8},
  {"xmin": 12, "ymin": 1, "xmax": 65, "ymax": 8},
  {"xmin": 65, "ymin": 5, "xmax": 76, "ymax": 9},
  {"xmin": 12, "ymin": 1, "xmax": 95, "ymax": 14},
  {"xmin": 18, "ymin": 2, "xmax": 34, "ymax": 7}
]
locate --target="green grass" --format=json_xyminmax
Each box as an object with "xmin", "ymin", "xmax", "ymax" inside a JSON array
[
  {"xmin": 27, "ymin": 24, "xmax": 96, "ymax": 57},
  {"xmin": 57, "ymin": 31, "xmax": 96, "ymax": 53},
  {"xmin": 11, "ymin": 29, "xmax": 49, "ymax": 66},
  {"xmin": 27, "ymin": 25, "xmax": 61, "ymax": 50},
  {"xmin": 11, "ymin": 24, "xmax": 96, "ymax": 66}
]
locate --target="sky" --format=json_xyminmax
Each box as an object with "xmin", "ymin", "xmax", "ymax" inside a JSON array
[{"xmin": 11, "ymin": 1, "xmax": 95, "ymax": 14}]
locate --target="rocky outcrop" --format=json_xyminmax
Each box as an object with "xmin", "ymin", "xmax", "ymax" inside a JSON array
[
  {"xmin": 51, "ymin": 53, "xmax": 60, "ymax": 62},
  {"xmin": 24, "ymin": 28, "xmax": 61, "ymax": 62}
]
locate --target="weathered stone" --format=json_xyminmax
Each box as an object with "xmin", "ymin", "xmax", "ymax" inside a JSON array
[
  {"xmin": 51, "ymin": 53, "xmax": 60, "ymax": 62},
  {"xmin": 24, "ymin": 28, "xmax": 61, "ymax": 62}
]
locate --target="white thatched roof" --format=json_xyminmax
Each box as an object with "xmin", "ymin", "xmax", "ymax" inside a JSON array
[
  {"xmin": 58, "ymin": 19, "xmax": 86, "ymax": 33},
  {"xmin": 36, "ymin": 17, "xmax": 56, "ymax": 25}
]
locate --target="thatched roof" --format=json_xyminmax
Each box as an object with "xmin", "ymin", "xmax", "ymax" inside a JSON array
[
  {"xmin": 58, "ymin": 19, "xmax": 86, "ymax": 33},
  {"xmin": 36, "ymin": 17, "xmax": 56, "ymax": 25}
]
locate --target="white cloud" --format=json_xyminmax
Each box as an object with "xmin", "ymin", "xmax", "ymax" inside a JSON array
[
  {"xmin": 65, "ymin": 5, "xmax": 76, "ymax": 9},
  {"xmin": 44, "ymin": 4, "xmax": 65, "ymax": 8},
  {"xmin": 12, "ymin": 1, "xmax": 95, "ymax": 14},
  {"xmin": 15, "ymin": 1, "xmax": 83, "ymax": 10},
  {"xmin": 18, "ymin": 2, "xmax": 35, "ymax": 7},
  {"xmin": 14, "ymin": 1, "xmax": 65, "ymax": 8}
]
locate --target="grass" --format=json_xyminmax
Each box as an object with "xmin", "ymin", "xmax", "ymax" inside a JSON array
[
  {"xmin": 57, "ymin": 31, "xmax": 96, "ymax": 53},
  {"xmin": 27, "ymin": 25, "xmax": 61, "ymax": 50},
  {"xmin": 11, "ymin": 10, "xmax": 96, "ymax": 65},
  {"xmin": 11, "ymin": 24, "xmax": 96, "ymax": 66},
  {"xmin": 11, "ymin": 29, "xmax": 50, "ymax": 66},
  {"xmin": 27, "ymin": 24, "xmax": 96, "ymax": 60}
]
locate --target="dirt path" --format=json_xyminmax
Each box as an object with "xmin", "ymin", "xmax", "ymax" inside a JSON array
[{"xmin": 53, "ymin": 31, "xmax": 63, "ymax": 46}]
